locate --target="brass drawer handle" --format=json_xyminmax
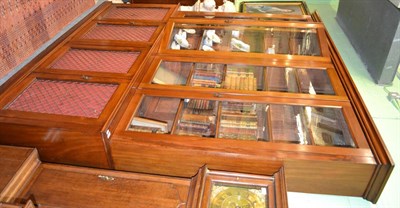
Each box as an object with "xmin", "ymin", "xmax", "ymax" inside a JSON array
[{"xmin": 98, "ymin": 175, "xmax": 115, "ymax": 181}]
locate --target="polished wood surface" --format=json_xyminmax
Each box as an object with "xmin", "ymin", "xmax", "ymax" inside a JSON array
[
  {"xmin": 0, "ymin": 146, "xmax": 40, "ymax": 203},
  {"xmin": 17, "ymin": 164, "xmax": 190, "ymax": 208},
  {"xmin": 0, "ymin": 123, "xmax": 110, "ymax": 169},
  {"xmin": 285, "ymin": 159, "xmax": 375, "ymax": 196},
  {"xmin": 0, "ymin": 146, "xmax": 33, "ymax": 192},
  {"xmin": 325, "ymin": 22, "xmax": 394, "ymax": 202},
  {"xmin": 0, "ymin": 200, "xmax": 36, "ymax": 208}
]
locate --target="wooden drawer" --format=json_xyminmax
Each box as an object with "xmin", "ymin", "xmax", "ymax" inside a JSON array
[
  {"xmin": 14, "ymin": 164, "xmax": 191, "ymax": 208},
  {"xmin": 0, "ymin": 145, "xmax": 190, "ymax": 208},
  {"xmin": 1, "ymin": 145, "xmax": 286, "ymax": 208}
]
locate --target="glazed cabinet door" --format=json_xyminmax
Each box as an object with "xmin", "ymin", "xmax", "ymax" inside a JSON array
[{"xmin": 110, "ymin": 88, "xmax": 375, "ymax": 198}]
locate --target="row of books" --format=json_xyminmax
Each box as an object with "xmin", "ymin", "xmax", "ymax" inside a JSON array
[
  {"xmin": 224, "ymin": 75, "xmax": 257, "ymax": 91},
  {"xmin": 218, "ymin": 102, "xmax": 260, "ymax": 141},
  {"xmin": 129, "ymin": 117, "xmax": 168, "ymax": 134},
  {"xmin": 191, "ymin": 70, "xmax": 223, "ymax": 88},
  {"xmin": 176, "ymin": 99, "xmax": 217, "ymax": 137},
  {"xmin": 224, "ymin": 68, "xmax": 257, "ymax": 90},
  {"xmin": 127, "ymin": 99, "xmax": 352, "ymax": 147}
]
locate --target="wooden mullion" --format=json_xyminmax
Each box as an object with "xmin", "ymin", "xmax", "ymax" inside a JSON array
[
  {"xmin": 170, "ymin": 99, "xmax": 185, "ymax": 134},
  {"xmin": 214, "ymin": 102, "xmax": 223, "ymax": 139},
  {"xmin": 186, "ymin": 63, "xmax": 197, "ymax": 86},
  {"xmin": 317, "ymin": 27, "xmax": 331, "ymax": 58}
]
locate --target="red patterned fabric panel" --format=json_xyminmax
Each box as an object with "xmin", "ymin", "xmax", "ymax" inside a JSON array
[
  {"xmin": 7, "ymin": 80, "xmax": 117, "ymax": 118},
  {"xmin": 0, "ymin": 0, "xmax": 94, "ymax": 79},
  {"xmin": 103, "ymin": 7, "xmax": 168, "ymax": 21},
  {"xmin": 81, "ymin": 25, "xmax": 157, "ymax": 42},
  {"xmin": 50, "ymin": 49, "xmax": 140, "ymax": 73}
]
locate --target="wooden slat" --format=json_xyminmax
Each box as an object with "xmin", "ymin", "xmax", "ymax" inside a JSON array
[
  {"xmin": 17, "ymin": 164, "xmax": 190, "ymax": 208},
  {"xmin": 0, "ymin": 147, "xmax": 41, "ymax": 203}
]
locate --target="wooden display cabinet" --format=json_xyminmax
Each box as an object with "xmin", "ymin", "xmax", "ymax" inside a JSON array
[
  {"xmin": 110, "ymin": 13, "xmax": 393, "ymax": 203},
  {"xmin": 0, "ymin": 1, "xmax": 393, "ymax": 204},
  {"xmin": 0, "ymin": 2, "xmax": 178, "ymax": 169}
]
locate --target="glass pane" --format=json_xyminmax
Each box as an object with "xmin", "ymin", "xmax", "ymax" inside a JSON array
[
  {"xmin": 267, "ymin": 67, "xmax": 299, "ymax": 93},
  {"xmin": 218, "ymin": 102, "xmax": 268, "ymax": 141},
  {"xmin": 244, "ymin": 3, "xmax": 304, "ymax": 15},
  {"xmin": 210, "ymin": 183, "xmax": 268, "ymax": 208},
  {"xmin": 297, "ymin": 68, "xmax": 335, "ymax": 95},
  {"xmin": 174, "ymin": 99, "xmax": 218, "ymax": 137},
  {"xmin": 128, "ymin": 96, "xmax": 180, "ymax": 133},
  {"xmin": 269, "ymin": 104, "xmax": 355, "ymax": 147},
  {"xmin": 267, "ymin": 67, "xmax": 335, "ymax": 95},
  {"xmin": 304, "ymin": 107, "xmax": 355, "ymax": 147},
  {"xmin": 224, "ymin": 65, "xmax": 265, "ymax": 91},
  {"xmin": 269, "ymin": 104, "xmax": 311, "ymax": 144},
  {"xmin": 190, "ymin": 63, "xmax": 224, "ymax": 88},
  {"xmin": 169, "ymin": 24, "xmax": 321, "ymax": 56},
  {"xmin": 259, "ymin": 17, "xmax": 308, "ymax": 22},
  {"xmin": 264, "ymin": 28, "xmax": 320, "ymax": 56},
  {"xmin": 152, "ymin": 61, "xmax": 192, "ymax": 85}
]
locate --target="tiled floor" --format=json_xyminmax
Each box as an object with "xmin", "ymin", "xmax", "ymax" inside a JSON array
[{"xmin": 286, "ymin": 1, "xmax": 400, "ymax": 208}]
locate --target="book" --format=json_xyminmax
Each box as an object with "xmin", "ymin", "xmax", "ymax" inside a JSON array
[
  {"xmin": 130, "ymin": 117, "xmax": 168, "ymax": 133},
  {"xmin": 129, "ymin": 125, "xmax": 166, "ymax": 134},
  {"xmin": 152, "ymin": 64, "xmax": 188, "ymax": 85}
]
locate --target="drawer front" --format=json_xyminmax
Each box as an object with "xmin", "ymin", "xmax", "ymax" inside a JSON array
[{"xmin": 18, "ymin": 164, "xmax": 190, "ymax": 208}]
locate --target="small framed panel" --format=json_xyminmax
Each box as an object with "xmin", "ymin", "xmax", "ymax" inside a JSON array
[
  {"xmin": 188, "ymin": 165, "xmax": 288, "ymax": 208},
  {"xmin": 72, "ymin": 21, "xmax": 163, "ymax": 47},
  {"xmin": 36, "ymin": 45, "xmax": 150, "ymax": 79},
  {"xmin": 98, "ymin": 4, "xmax": 178, "ymax": 22},
  {"xmin": 0, "ymin": 74, "xmax": 128, "ymax": 124},
  {"xmin": 240, "ymin": 1, "xmax": 310, "ymax": 15}
]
